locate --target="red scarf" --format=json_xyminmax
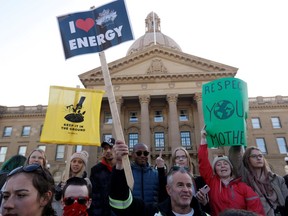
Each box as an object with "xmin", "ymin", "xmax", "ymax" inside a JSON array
[
  {"xmin": 101, "ymin": 159, "xmax": 113, "ymax": 172},
  {"xmin": 63, "ymin": 202, "xmax": 88, "ymax": 216}
]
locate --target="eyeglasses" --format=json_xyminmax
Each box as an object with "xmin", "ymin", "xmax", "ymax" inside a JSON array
[
  {"xmin": 249, "ymin": 154, "xmax": 263, "ymax": 159},
  {"xmin": 64, "ymin": 196, "xmax": 89, "ymax": 206},
  {"xmin": 135, "ymin": 151, "xmax": 149, "ymax": 157},
  {"xmin": 175, "ymin": 155, "xmax": 187, "ymax": 160},
  {"xmin": 7, "ymin": 164, "xmax": 46, "ymax": 179}
]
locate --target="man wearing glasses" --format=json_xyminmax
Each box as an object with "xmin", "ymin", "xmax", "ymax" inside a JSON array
[
  {"xmin": 131, "ymin": 143, "xmax": 159, "ymax": 205},
  {"xmin": 62, "ymin": 177, "xmax": 92, "ymax": 216}
]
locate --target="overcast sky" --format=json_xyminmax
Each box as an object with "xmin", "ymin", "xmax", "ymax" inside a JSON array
[{"xmin": 1, "ymin": 0, "xmax": 287, "ymax": 107}]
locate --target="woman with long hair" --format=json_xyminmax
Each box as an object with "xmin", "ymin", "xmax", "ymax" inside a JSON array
[
  {"xmin": 25, "ymin": 148, "xmax": 47, "ymax": 168},
  {"xmin": 55, "ymin": 150, "xmax": 91, "ymax": 201},
  {"xmin": 230, "ymin": 145, "xmax": 288, "ymax": 216}
]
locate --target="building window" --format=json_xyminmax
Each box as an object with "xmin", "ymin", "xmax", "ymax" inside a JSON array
[
  {"xmin": 251, "ymin": 118, "xmax": 261, "ymax": 129},
  {"xmin": 56, "ymin": 145, "xmax": 65, "ymax": 160},
  {"xmin": 75, "ymin": 145, "xmax": 82, "ymax": 152},
  {"xmin": 271, "ymin": 117, "xmax": 281, "ymax": 128},
  {"xmin": 276, "ymin": 137, "xmax": 287, "ymax": 154},
  {"xmin": 154, "ymin": 111, "xmax": 163, "ymax": 122},
  {"xmin": 37, "ymin": 145, "xmax": 46, "ymax": 152},
  {"xmin": 0, "ymin": 147, "xmax": 8, "ymax": 162},
  {"xmin": 3, "ymin": 126, "xmax": 12, "ymax": 137},
  {"xmin": 256, "ymin": 138, "xmax": 267, "ymax": 154},
  {"xmin": 104, "ymin": 112, "xmax": 112, "ymax": 124},
  {"xmin": 154, "ymin": 132, "xmax": 165, "ymax": 149},
  {"xmin": 128, "ymin": 133, "xmax": 138, "ymax": 149},
  {"xmin": 21, "ymin": 126, "xmax": 31, "ymax": 137},
  {"xmin": 18, "ymin": 146, "xmax": 27, "ymax": 156},
  {"xmin": 129, "ymin": 111, "xmax": 138, "ymax": 123},
  {"xmin": 179, "ymin": 110, "xmax": 189, "ymax": 121},
  {"xmin": 180, "ymin": 131, "xmax": 191, "ymax": 148}
]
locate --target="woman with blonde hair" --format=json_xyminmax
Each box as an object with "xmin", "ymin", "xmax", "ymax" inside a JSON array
[
  {"xmin": 25, "ymin": 148, "xmax": 47, "ymax": 168},
  {"xmin": 229, "ymin": 145, "xmax": 288, "ymax": 216},
  {"xmin": 172, "ymin": 147, "xmax": 194, "ymax": 171},
  {"xmin": 55, "ymin": 150, "xmax": 91, "ymax": 205}
]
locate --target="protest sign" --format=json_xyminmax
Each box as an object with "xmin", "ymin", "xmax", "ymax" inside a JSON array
[
  {"xmin": 202, "ymin": 77, "xmax": 248, "ymax": 148},
  {"xmin": 58, "ymin": 0, "xmax": 133, "ymax": 59},
  {"xmin": 40, "ymin": 86, "xmax": 104, "ymax": 146}
]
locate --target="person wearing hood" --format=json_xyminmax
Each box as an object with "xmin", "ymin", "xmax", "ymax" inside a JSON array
[
  {"xmin": 88, "ymin": 137, "xmax": 116, "ymax": 216},
  {"xmin": 198, "ymin": 129, "xmax": 265, "ymax": 216}
]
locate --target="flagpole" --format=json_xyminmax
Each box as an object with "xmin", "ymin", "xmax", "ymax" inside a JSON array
[{"xmin": 99, "ymin": 51, "xmax": 134, "ymax": 190}]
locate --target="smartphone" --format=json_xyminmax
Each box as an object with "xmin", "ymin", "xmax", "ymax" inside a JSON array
[{"xmin": 201, "ymin": 184, "xmax": 210, "ymax": 194}]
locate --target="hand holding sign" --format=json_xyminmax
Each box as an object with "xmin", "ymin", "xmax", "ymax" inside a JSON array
[
  {"xmin": 202, "ymin": 77, "xmax": 248, "ymax": 148},
  {"xmin": 156, "ymin": 149, "xmax": 164, "ymax": 168}
]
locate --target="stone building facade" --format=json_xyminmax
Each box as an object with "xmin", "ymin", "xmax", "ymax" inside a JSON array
[{"xmin": 0, "ymin": 13, "xmax": 287, "ymax": 180}]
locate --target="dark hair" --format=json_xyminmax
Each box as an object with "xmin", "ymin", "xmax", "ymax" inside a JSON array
[
  {"xmin": 62, "ymin": 177, "xmax": 91, "ymax": 198},
  {"xmin": 0, "ymin": 155, "xmax": 27, "ymax": 172},
  {"xmin": 6, "ymin": 165, "xmax": 56, "ymax": 216}
]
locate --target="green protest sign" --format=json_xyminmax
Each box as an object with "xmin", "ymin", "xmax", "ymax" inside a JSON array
[{"xmin": 202, "ymin": 77, "xmax": 248, "ymax": 148}]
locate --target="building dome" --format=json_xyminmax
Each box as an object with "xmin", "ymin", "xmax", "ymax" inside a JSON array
[{"xmin": 126, "ymin": 12, "xmax": 182, "ymax": 55}]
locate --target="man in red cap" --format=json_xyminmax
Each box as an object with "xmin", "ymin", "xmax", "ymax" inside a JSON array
[{"xmin": 88, "ymin": 138, "xmax": 116, "ymax": 216}]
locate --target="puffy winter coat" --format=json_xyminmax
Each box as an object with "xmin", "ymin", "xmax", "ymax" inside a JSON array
[
  {"xmin": 198, "ymin": 144, "xmax": 265, "ymax": 216},
  {"xmin": 131, "ymin": 162, "xmax": 159, "ymax": 204}
]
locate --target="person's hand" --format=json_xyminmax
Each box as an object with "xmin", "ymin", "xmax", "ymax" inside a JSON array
[
  {"xmin": 195, "ymin": 189, "xmax": 209, "ymax": 206},
  {"xmin": 60, "ymin": 181, "xmax": 65, "ymax": 190},
  {"xmin": 155, "ymin": 149, "xmax": 164, "ymax": 168},
  {"xmin": 200, "ymin": 126, "xmax": 207, "ymax": 145},
  {"xmin": 113, "ymin": 140, "xmax": 129, "ymax": 169}
]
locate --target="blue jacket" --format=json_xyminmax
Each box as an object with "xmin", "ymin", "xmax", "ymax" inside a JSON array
[{"xmin": 131, "ymin": 162, "xmax": 159, "ymax": 204}]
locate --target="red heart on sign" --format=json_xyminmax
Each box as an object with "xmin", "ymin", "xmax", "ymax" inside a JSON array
[{"xmin": 75, "ymin": 18, "xmax": 95, "ymax": 32}]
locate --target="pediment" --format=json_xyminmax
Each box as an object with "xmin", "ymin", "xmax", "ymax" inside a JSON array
[{"xmin": 79, "ymin": 45, "xmax": 238, "ymax": 87}]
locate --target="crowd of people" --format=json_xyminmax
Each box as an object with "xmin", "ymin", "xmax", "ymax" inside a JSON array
[{"xmin": 0, "ymin": 129, "xmax": 288, "ymax": 216}]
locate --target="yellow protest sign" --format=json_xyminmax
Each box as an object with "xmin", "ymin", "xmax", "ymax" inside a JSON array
[{"xmin": 40, "ymin": 86, "xmax": 105, "ymax": 146}]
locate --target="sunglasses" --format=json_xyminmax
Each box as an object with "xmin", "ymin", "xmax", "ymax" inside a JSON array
[
  {"xmin": 170, "ymin": 165, "xmax": 189, "ymax": 172},
  {"xmin": 8, "ymin": 164, "xmax": 47, "ymax": 179},
  {"xmin": 64, "ymin": 196, "xmax": 89, "ymax": 206},
  {"xmin": 135, "ymin": 151, "xmax": 149, "ymax": 157}
]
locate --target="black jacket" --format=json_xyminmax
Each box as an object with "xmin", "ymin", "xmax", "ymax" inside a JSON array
[
  {"xmin": 110, "ymin": 168, "xmax": 207, "ymax": 216},
  {"xmin": 88, "ymin": 162, "xmax": 114, "ymax": 216}
]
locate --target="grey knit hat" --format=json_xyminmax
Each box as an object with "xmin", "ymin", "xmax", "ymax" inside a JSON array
[
  {"xmin": 70, "ymin": 150, "xmax": 89, "ymax": 166},
  {"xmin": 212, "ymin": 155, "xmax": 233, "ymax": 171}
]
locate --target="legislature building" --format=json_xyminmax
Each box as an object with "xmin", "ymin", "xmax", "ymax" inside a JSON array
[{"xmin": 0, "ymin": 13, "xmax": 287, "ymax": 182}]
